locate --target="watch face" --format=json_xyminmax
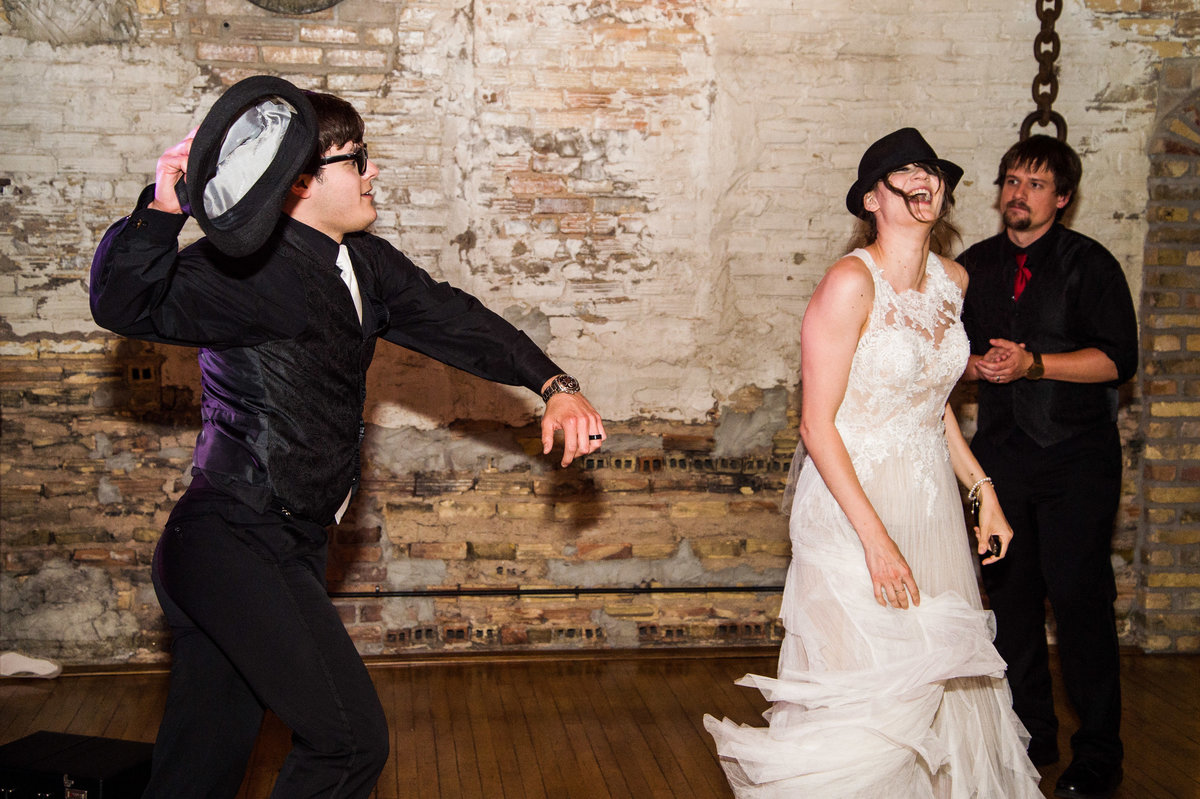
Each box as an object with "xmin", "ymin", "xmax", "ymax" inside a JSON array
[
  {"xmin": 542, "ymin": 375, "xmax": 580, "ymax": 401},
  {"xmin": 1027, "ymin": 353, "xmax": 1044, "ymax": 379}
]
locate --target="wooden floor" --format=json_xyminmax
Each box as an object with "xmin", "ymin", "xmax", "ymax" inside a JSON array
[{"xmin": 2, "ymin": 650, "xmax": 1198, "ymax": 798}]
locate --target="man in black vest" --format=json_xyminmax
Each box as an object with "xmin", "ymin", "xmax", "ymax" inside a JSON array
[
  {"xmin": 91, "ymin": 85, "xmax": 605, "ymax": 798},
  {"xmin": 960, "ymin": 135, "xmax": 1137, "ymax": 799}
]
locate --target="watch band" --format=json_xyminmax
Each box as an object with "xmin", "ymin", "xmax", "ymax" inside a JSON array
[{"xmin": 1025, "ymin": 351, "xmax": 1044, "ymax": 381}]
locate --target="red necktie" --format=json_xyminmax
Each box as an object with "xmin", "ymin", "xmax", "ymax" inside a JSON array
[{"xmin": 1013, "ymin": 253, "xmax": 1030, "ymax": 301}]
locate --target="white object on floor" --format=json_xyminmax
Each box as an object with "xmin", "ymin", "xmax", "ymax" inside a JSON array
[{"xmin": 1, "ymin": 651, "xmax": 62, "ymax": 678}]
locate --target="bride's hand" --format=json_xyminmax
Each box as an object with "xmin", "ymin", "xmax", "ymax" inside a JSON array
[
  {"xmin": 863, "ymin": 532, "xmax": 920, "ymax": 609},
  {"xmin": 975, "ymin": 487, "xmax": 1014, "ymax": 566}
]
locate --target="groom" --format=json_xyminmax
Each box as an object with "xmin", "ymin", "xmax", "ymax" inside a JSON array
[{"xmin": 960, "ymin": 135, "xmax": 1136, "ymax": 799}]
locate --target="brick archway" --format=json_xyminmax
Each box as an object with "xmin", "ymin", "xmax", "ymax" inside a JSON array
[{"xmin": 1138, "ymin": 91, "xmax": 1200, "ymax": 653}]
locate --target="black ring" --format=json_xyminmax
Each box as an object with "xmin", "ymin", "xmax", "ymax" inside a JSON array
[
  {"xmin": 249, "ymin": 0, "xmax": 345, "ymax": 12},
  {"xmin": 588, "ymin": 434, "xmax": 603, "ymax": 440}
]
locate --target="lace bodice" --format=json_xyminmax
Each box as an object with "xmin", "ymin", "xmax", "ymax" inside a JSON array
[{"xmin": 835, "ymin": 248, "xmax": 969, "ymax": 502}]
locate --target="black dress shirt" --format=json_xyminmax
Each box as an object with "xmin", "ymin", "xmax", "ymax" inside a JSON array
[
  {"xmin": 960, "ymin": 224, "xmax": 1138, "ymax": 448},
  {"xmin": 91, "ymin": 186, "xmax": 562, "ymax": 523}
]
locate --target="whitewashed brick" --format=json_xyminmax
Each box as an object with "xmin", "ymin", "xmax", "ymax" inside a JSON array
[{"xmin": 0, "ymin": 0, "xmax": 1189, "ymax": 661}]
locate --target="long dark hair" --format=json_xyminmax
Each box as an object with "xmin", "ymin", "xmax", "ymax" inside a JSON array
[{"xmin": 847, "ymin": 161, "xmax": 960, "ymax": 255}]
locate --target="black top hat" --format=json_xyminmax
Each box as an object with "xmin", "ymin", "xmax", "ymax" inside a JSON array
[
  {"xmin": 845, "ymin": 128, "xmax": 963, "ymax": 218},
  {"xmin": 179, "ymin": 75, "xmax": 319, "ymax": 257}
]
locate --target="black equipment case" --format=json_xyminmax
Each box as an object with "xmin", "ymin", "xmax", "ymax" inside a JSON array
[{"xmin": 0, "ymin": 731, "xmax": 153, "ymax": 798}]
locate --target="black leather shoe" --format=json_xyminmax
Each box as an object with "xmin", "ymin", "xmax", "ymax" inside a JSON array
[
  {"xmin": 1027, "ymin": 737, "xmax": 1060, "ymax": 766},
  {"xmin": 1053, "ymin": 759, "xmax": 1123, "ymax": 799}
]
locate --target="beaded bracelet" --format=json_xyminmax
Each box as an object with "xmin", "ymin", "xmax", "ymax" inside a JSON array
[
  {"xmin": 968, "ymin": 477, "xmax": 993, "ymax": 524},
  {"xmin": 967, "ymin": 476, "xmax": 993, "ymax": 503}
]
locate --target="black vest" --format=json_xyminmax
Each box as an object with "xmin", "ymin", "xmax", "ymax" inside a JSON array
[
  {"xmin": 192, "ymin": 224, "xmax": 381, "ymax": 524},
  {"xmin": 960, "ymin": 225, "xmax": 1138, "ymax": 448}
]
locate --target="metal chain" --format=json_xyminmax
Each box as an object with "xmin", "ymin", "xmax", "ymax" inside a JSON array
[{"xmin": 1020, "ymin": 0, "xmax": 1067, "ymax": 141}]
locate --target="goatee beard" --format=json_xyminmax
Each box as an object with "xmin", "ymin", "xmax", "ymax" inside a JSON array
[{"xmin": 1004, "ymin": 207, "xmax": 1031, "ymax": 231}]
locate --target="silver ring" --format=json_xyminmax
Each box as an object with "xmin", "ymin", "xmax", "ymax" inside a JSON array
[{"xmin": 588, "ymin": 434, "xmax": 602, "ymax": 440}]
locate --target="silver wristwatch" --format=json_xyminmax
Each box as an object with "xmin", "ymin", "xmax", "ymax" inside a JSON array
[{"xmin": 540, "ymin": 374, "xmax": 580, "ymax": 402}]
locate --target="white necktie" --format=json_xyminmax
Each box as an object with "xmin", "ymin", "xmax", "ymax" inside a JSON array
[
  {"xmin": 333, "ymin": 244, "xmax": 362, "ymax": 524},
  {"xmin": 336, "ymin": 244, "xmax": 363, "ymax": 324}
]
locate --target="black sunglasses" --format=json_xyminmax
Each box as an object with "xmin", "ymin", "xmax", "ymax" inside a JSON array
[{"xmin": 317, "ymin": 144, "xmax": 368, "ymax": 175}]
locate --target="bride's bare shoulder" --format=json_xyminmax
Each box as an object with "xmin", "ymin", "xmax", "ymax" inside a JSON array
[{"xmin": 815, "ymin": 254, "xmax": 874, "ymax": 298}]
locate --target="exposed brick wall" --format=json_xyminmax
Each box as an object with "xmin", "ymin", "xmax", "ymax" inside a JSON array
[
  {"xmin": 1140, "ymin": 67, "xmax": 1200, "ymax": 652},
  {"xmin": 1, "ymin": 0, "xmax": 1198, "ymax": 663}
]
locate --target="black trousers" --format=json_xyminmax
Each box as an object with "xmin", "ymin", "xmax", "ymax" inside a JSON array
[
  {"xmin": 973, "ymin": 426, "xmax": 1123, "ymax": 764},
  {"xmin": 143, "ymin": 478, "xmax": 389, "ymax": 798}
]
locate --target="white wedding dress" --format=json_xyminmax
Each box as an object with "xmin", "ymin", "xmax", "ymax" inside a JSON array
[{"xmin": 704, "ymin": 249, "xmax": 1041, "ymax": 798}]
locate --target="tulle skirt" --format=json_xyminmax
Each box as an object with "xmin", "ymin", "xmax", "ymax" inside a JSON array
[{"xmin": 704, "ymin": 453, "xmax": 1041, "ymax": 798}]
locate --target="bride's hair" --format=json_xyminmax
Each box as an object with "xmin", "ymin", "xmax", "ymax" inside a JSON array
[{"xmin": 847, "ymin": 162, "xmax": 961, "ymax": 255}]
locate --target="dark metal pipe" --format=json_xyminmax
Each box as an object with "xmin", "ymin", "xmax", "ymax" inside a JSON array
[{"xmin": 329, "ymin": 584, "xmax": 784, "ymax": 599}]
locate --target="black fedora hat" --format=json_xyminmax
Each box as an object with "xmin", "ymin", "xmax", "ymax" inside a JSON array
[
  {"xmin": 845, "ymin": 128, "xmax": 963, "ymax": 218},
  {"xmin": 178, "ymin": 75, "xmax": 319, "ymax": 257}
]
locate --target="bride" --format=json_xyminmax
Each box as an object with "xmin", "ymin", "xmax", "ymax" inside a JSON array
[{"xmin": 704, "ymin": 129, "xmax": 1042, "ymax": 798}]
